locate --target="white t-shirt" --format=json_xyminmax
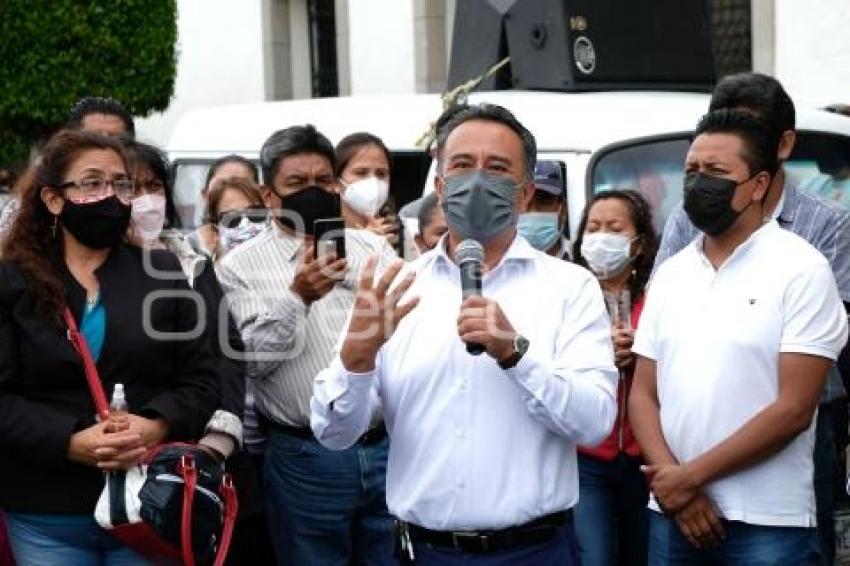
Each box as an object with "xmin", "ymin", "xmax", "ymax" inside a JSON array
[{"xmin": 633, "ymin": 220, "xmax": 848, "ymax": 527}]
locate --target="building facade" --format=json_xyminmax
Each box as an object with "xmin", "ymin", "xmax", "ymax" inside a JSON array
[{"xmin": 135, "ymin": 0, "xmax": 850, "ymax": 146}]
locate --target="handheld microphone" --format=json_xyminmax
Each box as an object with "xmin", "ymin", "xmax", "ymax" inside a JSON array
[{"xmin": 455, "ymin": 239, "xmax": 485, "ymax": 356}]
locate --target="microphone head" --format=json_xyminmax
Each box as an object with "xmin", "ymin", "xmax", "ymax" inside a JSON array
[{"xmin": 455, "ymin": 239, "xmax": 484, "ymax": 265}]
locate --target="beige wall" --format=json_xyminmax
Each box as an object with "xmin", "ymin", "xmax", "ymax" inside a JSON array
[{"xmin": 413, "ymin": 0, "xmax": 449, "ymax": 93}]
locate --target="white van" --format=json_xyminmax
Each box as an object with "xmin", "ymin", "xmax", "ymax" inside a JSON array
[{"xmin": 167, "ymin": 90, "xmax": 850, "ymax": 237}]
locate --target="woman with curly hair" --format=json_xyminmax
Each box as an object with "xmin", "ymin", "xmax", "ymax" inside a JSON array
[
  {"xmin": 571, "ymin": 189, "xmax": 660, "ymax": 566},
  {"xmin": 0, "ymin": 130, "xmax": 218, "ymax": 564}
]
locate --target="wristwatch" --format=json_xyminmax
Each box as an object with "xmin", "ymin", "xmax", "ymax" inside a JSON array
[{"xmin": 498, "ymin": 334, "xmax": 530, "ymax": 370}]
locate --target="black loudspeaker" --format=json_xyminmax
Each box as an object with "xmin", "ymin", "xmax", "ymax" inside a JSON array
[
  {"xmin": 448, "ymin": 0, "xmax": 717, "ymax": 92},
  {"xmin": 447, "ymin": 0, "xmax": 517, "ymax": 91}
]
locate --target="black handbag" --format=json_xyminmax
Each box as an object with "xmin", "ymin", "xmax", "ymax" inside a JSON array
[{"xmin": 64, "ymin": 307, "xmax": 238, "ymax": 565}]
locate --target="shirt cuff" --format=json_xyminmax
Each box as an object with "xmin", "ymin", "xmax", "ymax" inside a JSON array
[
  {"xmin": 204, "ymin": 409, "xmax": 243, "ymax": 447},
  {"xmin": 780, "ymin": 343, "xmax": 841, "ymax": 360},
  {"xmin": 501, "ymin": 351, "xmax": 549, "ymax": 397},
  {"xmin": 315, "ymin": 358, "xmax": 377, "ymax": 408}
]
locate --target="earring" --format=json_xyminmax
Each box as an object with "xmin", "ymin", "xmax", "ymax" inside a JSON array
[{"xmin": 51, "ymin": 216, "xmax": 58, "ymax": 238}]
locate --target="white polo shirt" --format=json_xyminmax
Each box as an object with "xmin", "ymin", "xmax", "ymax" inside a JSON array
[{"xmin": 633, "ymin": 220, "xmax": 848, "ymax": 527}]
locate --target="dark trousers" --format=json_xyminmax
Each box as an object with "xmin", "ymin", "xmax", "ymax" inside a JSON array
[
  {"xmin": 225, "ymin": 452, "xmax": 276, "ymax": 565},
  {"xmin": 574, "ymin": 453, "xmax": 649, "ymax": 566},
  {"xmin": 813, "ymin": 398, "xmax": 848, "ymax": 566},
  {"xmin": 404, "ymin": 523, "xmax": 580, "ymax": 566}
]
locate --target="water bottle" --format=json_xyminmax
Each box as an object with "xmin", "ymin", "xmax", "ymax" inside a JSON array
[
  {"xmin": 108, "ymin": 383, "xmax": 129, "ymax": 433},
  {"xmin": 110, "ymin": 383, "xmax": 128, "ymax": 414}
]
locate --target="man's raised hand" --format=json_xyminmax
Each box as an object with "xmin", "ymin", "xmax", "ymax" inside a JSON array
[{"xmin": 340, "ymin": 256, "xmax": 418, "ymax": 373}]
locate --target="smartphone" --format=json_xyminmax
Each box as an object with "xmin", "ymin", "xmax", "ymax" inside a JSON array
[
  {"xmin": 378, "ymin": 203, "xmax": 404, "ymax": 258},
  {"xmin": 313, "ymin": 217, "xmax": 346, "ymax": 260}
]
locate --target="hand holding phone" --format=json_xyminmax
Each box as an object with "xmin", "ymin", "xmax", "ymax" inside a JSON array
[
  {"xmin": 292, "ymin": 243, "xmax": 347, "ymax": 305},
  {"xmin": 313, "ymin": 218, "xmax": 346, "ymax": 260}
]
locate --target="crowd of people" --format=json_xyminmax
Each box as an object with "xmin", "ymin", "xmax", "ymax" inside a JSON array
[{"xmin": 0, "ymin": 71, "xmax": 848, "ymax": 566}]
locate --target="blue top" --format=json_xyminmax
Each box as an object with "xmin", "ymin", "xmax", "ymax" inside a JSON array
[{"xmin": 80, "ymin": 292, "xmax": 105, "ymax": 362}]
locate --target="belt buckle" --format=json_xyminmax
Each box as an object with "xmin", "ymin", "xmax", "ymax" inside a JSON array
[{"xmin": 451, "ymin": 531, "xmax": 490, "ymax": 553}]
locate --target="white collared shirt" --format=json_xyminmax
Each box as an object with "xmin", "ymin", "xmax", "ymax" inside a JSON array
[
  {"xmin": 310, "ymin": 234, "xmax": 618, "ymax": 530},
  {"xmin": 634, "ymin": 221, "xmax": 848, "ymax": 527},
  {"xmin": 218, "ymin": 223, "xmax": 396, "ymax": 427}
]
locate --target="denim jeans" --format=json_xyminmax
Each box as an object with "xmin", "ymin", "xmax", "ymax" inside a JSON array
[
  {"xmin": 264, "ymin": 427, "xmax": 394, "ymax": 566},
  {"xmin": 574, "ymin": 453, "xmax": 649, "ymax": 566},
  {"xmin": 648, "ymin": 510, "xmax": 821, "ymax": 565},
  {"xmin": 408, "ymin": 523, "xmax": 581, "ymax": 566},
  {"xmin": 4, "ymin": 513, "xmax": 149, "ymax": 566}
]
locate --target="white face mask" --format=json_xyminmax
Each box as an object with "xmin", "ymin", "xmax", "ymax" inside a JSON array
[
  {"xmin": 580, "ymin": 232, "xmax": 635, "ymax": 280},
  {"xmin": 341, "ymin": 177, "xmax": 389, "ymax": 217},
  {"xmin": 130, "ymin": 194, "xmax": 166, "ymax": 244},
  {"xmin": 220, "ymin": 216, "xmax": 265, "ymax": 253}
]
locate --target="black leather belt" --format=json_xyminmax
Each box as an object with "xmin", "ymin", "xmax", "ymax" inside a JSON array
[
  {"xmin": 270, "ymin": 420, "xmax": 387, "ymax": 446},
  {"xmin": 404, "ymin": 509, "xmax": 572, "ymax": 554}
]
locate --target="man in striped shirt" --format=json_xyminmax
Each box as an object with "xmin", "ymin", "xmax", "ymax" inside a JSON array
[
  {"xmin": 218, "ymin": 125, "xmax": 397, "ymax": 565},
  {"xmin": 653, "ymin": 73, "xmax": 850, "ymax": 565}
]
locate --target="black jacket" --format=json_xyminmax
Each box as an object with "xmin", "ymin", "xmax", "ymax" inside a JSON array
[
  {"xmin": 192, "ymin": 258, "xmax": 245, "ymax": 420},
  {"xmin": 0, "ymin": 245, "xmax": 219, "ymax": 513}
]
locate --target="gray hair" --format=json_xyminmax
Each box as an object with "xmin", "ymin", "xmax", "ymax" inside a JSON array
[{"xmin": 435, "ymin": 103, "xmax": 537, "ymax": 179}]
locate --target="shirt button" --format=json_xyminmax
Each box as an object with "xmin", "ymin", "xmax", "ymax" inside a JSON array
[
  {"xmin": 455, "ymin": 427, "xmax": 464, "ymax": 438},
  {"xmin": 456, "ymin": 477, "xmax": 465, "ymax": 488}
]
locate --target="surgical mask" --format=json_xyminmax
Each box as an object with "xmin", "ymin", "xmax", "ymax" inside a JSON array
[
  {"xmin": 683, "ymin": 172, "xmax": 754, "ymax": 237},
  {"xmin": 581, "ymin": 232, "xmax": 635, "ymax": 280},
  {"xmin": 441, "ymin": 170, "xmax": 518, "ymax": 243},
  {"xmin": 60, "ymin": 195, "xmax": 131, "ymax": 250},
  {"xmin": 130, "ymin": 194, "xmax": 166, "ymax": 243},
  {"xmin": 342, "ymin": 177, "xmax": 389, "ymax": 217},
  {"xmin": 220, "ymin": 216, "xmax": 265, "ymax": 252},
  {"xmin": 277, "ymin": 185, "xmax": 341, "ymax": 235},
  {"xmin": 517, "ymin": 212, "xmax": 560, "ymax": 251}
]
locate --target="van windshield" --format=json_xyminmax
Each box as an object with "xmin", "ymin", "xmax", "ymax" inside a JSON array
[
  {"xmin": 590, "ymin": 132, "xmax": 850, "ymax": 233},
  {"xmin": 173, "ymin": 161, "xmax": 214, "ymax": 228}
]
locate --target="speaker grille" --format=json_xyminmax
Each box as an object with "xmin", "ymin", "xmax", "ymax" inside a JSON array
[{"xmin": 711, "ymin": 0, "xmax": 753, "ymax": 78}]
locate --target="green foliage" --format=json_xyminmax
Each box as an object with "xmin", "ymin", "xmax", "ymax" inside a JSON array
[{"xmin": 0, "ymin": 0, "xmax": 178, "ymax": 164}]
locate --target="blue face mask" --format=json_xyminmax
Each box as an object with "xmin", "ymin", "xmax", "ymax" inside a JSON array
[{"xmin": 517, "ymin": 212, "xmax": 561, "ymax": 251}]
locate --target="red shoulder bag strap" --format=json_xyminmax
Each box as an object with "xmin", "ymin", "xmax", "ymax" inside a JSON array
[
  {"xmin": 178, "ymin": 454, "xmax": 198, "ymax": 566},
  {"xmin": 63, "ymin": 306, "xmax": 110, "ymax": 421},
  {"xmin": 214, "ymin": 474, "xmax": 239, "ymax": 566},
  {"xmin": 177, "ymin": 457, "xmax": 239, "ymax": 566}
]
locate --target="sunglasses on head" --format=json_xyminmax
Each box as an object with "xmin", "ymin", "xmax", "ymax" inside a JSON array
[{"xmin": 217, "ymin": 208, "xmax": 268, "ymax": 229}]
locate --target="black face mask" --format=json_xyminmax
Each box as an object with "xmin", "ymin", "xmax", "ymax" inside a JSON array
[
  {"xmin": 276, "ymin": 185, "xmax": 341, "ymax": 235},
  {"xmin": 60, "ymin": 195, "xmax": 131, "ymax": 249},
  {"xmin": 683, "ymin": 172, "xmax": 757, "ymax": 237}
]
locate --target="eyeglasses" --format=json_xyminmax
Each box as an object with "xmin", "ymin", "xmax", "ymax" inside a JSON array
[
  {"xmin": 58, "ymin": 177, "xmax": 136, "ymax": 201},
  {"xmin": 217, "ymin": 208, "xmax": 268, "ymax": 229},
  {"xmin": 136, "ymin": 179, "xmax": 166, "ymax": 195}
]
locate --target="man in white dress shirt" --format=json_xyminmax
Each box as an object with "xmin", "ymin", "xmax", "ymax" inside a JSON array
[{"xmin": 311, "ymin": 104, "xmax": 618, "ymax": 564}]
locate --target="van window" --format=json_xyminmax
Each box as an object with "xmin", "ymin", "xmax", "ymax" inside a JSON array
[
  {"xmin": 172, "ymin": 161, "xmax": 213, "ymax": 228},
  {"xmin": 388, "ymin": 151, "xmax": 431, "ymax": 212},
  {"xmin": 590, "ymin": 132, "xmax": 850, "ymax": 233},
  {"xmin": 786, "ymin": 133, "xmax": 850, "ymax": 209},
  {"xmin": 590, "ymin": 137, "xmax": 690, "ymax": 234}
]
